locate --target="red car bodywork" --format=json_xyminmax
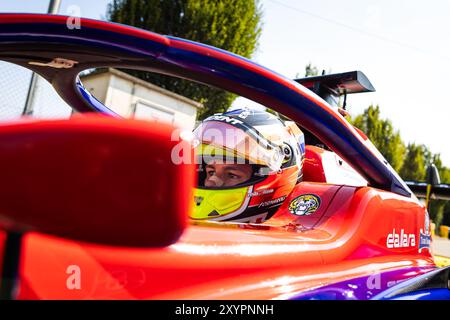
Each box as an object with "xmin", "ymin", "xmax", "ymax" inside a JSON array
[{"xmin": 0, "ymin": 144, "xmax": 434, "ymax": 299}]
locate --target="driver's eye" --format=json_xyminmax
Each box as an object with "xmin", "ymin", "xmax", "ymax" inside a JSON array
[
  {"xmin": 206, "ymin": 169, "xmax": 215, "ymax": 176},
  {"xmin": 228, "ymin": 173, "xmax": 239, "ymax": 179}
]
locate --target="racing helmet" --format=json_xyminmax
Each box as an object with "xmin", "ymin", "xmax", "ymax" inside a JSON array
[{"xmin": 190, "ymin": 109, "xmax": 305, "ymax": 223}]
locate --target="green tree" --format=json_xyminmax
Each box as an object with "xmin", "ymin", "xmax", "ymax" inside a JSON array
[
  {"xmin": 430, "ymin": 195, "xmax": 447, "ymax": 231},
  {"xmin": 442, "ymin": 200, "xmax": 450, "ymax": 228},
  {"xmin": 107, "ymin": 0, "xmax": 263, "ymax": 119},
  {"xmin": 295, "ymin": 63, "xmax": 331, "ymax": 78},
  {"xmin": 304, "ymin": 63, "xmax": 319, "ymax": 77},
  {"xmin": 431, "ymin": 154, "xmax": 450, "ymax": 184},
  {"xmin": 429, "ymin": 153, "xmax": 450, "ymax": 231},
  {"xmin": 399, "ymin": 143, "xmax": 428, "ymax": 181},
  {"xmin": 351, "ymin": 105, "xmax": 405, "ymax": 172}
]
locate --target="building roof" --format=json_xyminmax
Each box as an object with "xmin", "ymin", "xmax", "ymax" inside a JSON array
[{"xmin": 81, "ymin": 68, "xmax": 203, "ymax": 109}]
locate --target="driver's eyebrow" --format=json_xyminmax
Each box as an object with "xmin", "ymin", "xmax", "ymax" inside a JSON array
[{"xmin": 222, "ymin": 166, "xmax": 247, "ymax": 172}]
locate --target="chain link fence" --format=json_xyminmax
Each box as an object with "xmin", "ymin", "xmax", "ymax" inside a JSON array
[
  {"xmin": 0, "ymin": 61, "xmax": 72, "ymax": 121},
  {"xmin": 0, "ymin": 61, "xmax": 32, "ymax": 120}
]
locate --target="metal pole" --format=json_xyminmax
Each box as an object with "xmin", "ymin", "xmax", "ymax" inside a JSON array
[
  {"xmin": 0, "ymin": 232, "xmax": 23, "ymax": 300},
  {"xmin": 48, "ymin": 0, "xmax": 62, "ymax": 14},
  {"xmin": 22, "ymin": 0, "xmax": 62, "ymax": 116}
]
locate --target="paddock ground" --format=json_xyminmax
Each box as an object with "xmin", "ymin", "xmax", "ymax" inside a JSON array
[{"xmin": 432, "ymin": 236, "xmax": 450, "ymax": 266}]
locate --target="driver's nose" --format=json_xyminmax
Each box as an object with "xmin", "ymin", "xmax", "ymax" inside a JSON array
[{"xmin": 208, "ymin": 175, "xmax": 224, "ymax": 187}]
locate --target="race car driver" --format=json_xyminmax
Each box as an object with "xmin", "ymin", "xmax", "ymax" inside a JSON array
[{"xmin": 190, "ymin": 108, "xmax": 305, "ymax": 223}]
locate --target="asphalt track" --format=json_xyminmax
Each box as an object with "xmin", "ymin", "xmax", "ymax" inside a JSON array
[{"xmin": 433, "ymin": 236, "xmax": 450, "ymax": 257}]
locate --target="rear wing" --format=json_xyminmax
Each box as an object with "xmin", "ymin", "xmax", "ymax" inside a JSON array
[
  {"xmin": 295, "ymin": 71, "xmax": 375, "ymax": 109},
  {"xmin": 293, "ymin": 70, "xmax": 376, "ymax": 149},
  {"xmin": 405, "ymin": 181, "xmax": 450, "ymax": 201}
]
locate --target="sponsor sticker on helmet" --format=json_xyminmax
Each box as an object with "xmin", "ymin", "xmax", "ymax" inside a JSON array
[
  {"xmin": 247, "ymin": 189, "xmax": 274, "ymax": 197},
  {"xmin": 194, "ymin": 196, "xmax": 204, "ymax": 206},
  {"xmin": 288, "ymin": 194, "xmax": 321, "ymax": 216},
  {"xmin": 258, "ymin": 196, "xmax": 287, "ymax": 208},
  {"xmin": 205, "ymin": 115, "xmax": 244, "ymax": 126}
]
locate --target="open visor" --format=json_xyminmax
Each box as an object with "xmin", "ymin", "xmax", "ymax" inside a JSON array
[{"xmin": 192, "ymin": 120, "xmax": 284, "ymax": 172}]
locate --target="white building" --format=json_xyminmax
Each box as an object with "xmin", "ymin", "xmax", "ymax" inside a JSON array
[{"xmin": 81, "ymin": 68, "xmax": 203, "ymax": 130}]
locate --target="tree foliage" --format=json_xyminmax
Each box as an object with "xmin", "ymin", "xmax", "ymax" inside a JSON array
[
  {"xmin": 304, "ymin": 63, "xmax": 319, "ymax": 77},
  {"xmin": 399, "ymin": 143, "xmax": 428, "ymax": 181},
  {"xmin": 351, "ymin": 105, "xmax": 405, "ymax": 172},
  {"xmin": 432, "ymin": 154, "xmax": 450, "ymax": 184},
  {"xmin": 107, "ymin": 0, "xmax": 263, "ymax": 119},
  {"xmin": 428, "ymin": 153, "xmax": 450, "ymax": 230}
]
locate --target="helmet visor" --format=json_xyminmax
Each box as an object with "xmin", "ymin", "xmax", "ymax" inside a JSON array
[{"xmin": 192, "ymin": 120, "xmax": 284, "ymax": 172}]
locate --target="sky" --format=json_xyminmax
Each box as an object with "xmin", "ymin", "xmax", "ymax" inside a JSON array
[{"xmin": 1, "ymin": 0, "xmax": 449, "ymax": 166}]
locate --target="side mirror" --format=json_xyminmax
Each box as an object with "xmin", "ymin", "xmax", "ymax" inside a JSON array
[
  {"xmin": 0, "ymin": 116, "xmax": 194, "ymax": 247},
  {"xmin": 426, "ymin": 163, "xmax": 441, "ymax": 186}
]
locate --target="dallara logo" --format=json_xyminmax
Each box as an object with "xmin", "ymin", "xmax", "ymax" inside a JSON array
[
  {"xmin": 288, "ymin": 194, "xmax": 321, "ymax": 216},
  {"xmin": 386, "ymin": 229, "xmax": 416, "ymax": 249}
]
